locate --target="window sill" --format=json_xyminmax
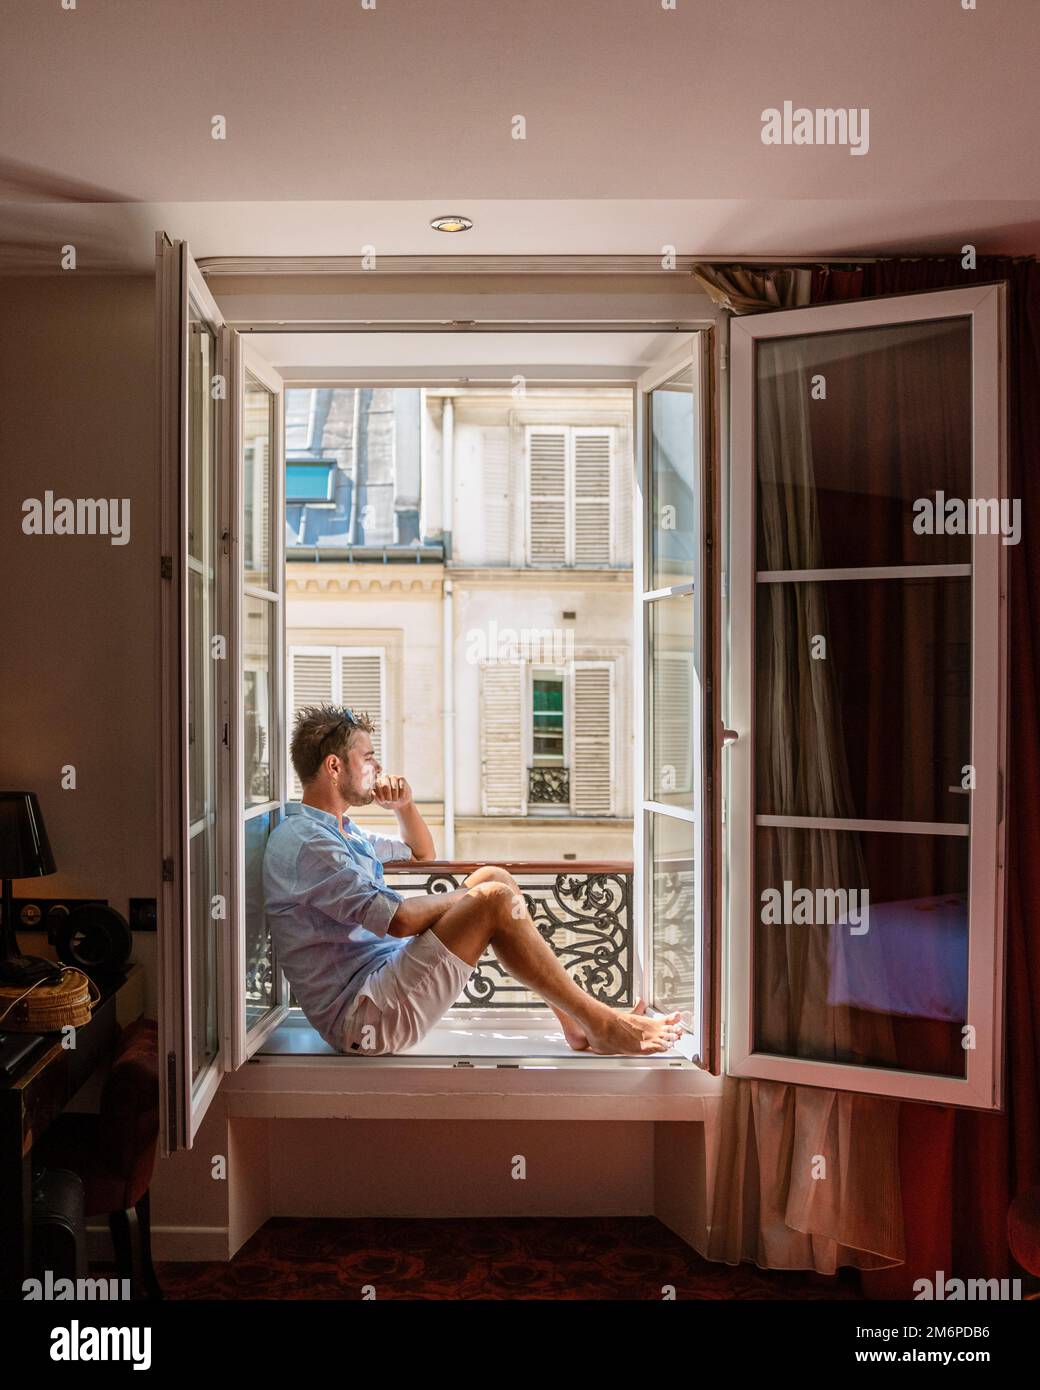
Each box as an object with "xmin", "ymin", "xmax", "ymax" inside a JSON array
[{"xmin": 223, "ymin": 1014, "xmax": 721, "ymax": 1122}]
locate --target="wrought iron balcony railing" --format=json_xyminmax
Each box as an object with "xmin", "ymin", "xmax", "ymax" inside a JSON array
[
  {"xmin": 383, "ymin": 860, "xmax": 632, "ymax": 1009},
  {"xmin": 527, "ymin": 765, "xmax": 570, "ymax": 805}
]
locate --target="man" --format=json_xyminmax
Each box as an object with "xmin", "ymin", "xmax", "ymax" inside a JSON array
[{"xmin": 263, "ymin": 704, "xmax": 685, "ymax": 1058}]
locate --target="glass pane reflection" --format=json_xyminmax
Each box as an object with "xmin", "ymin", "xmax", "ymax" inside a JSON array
[
  {"xmin": 755, "ymin": 317, "xmax": 972, "ymax": 571},
  {"xmin": 245, "ymin": 812, "xmax": 276, "ymax": 1026},
  {"xmin": 649, "ymin": 366, "xmax": 697, "ymax": 589},
  {"xmin": 649, "ymin": 595, "xmax": 694, "ymax": 809},
  {"xmin": 650, "ymin": 811, "xmax": 696, "ymax": 1027},
  {"xmin": 244, "ymin": 598, "xmax": 274, "ymax": 805},
  {"xmin": 243, "ymin": 379, "xmax": 274, "ymax": 588},
  {"xmin": 753, "ymin": 826, "xmax": 968, "ymax": 1078}
]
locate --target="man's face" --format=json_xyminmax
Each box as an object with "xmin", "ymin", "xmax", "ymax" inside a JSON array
[{"xmin": 332, "ymin": 729, "xmax": 380, "ymax": 807}]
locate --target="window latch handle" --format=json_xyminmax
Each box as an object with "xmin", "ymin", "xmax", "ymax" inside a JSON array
[{"xmin": 721, "ymin": 727, "xmax": 739, "ymax": 747}]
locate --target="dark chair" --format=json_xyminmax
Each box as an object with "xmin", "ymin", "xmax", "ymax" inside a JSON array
[{"xmin": 34, "ymin": 1016, "xmax": 162, "ymax": 1299}]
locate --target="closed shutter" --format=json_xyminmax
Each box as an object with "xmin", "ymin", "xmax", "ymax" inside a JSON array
[
  {"xmin": 614, "ymin": 429, "xmax": 632, "ymax": 566},
  {"xmin": 573, "ymin": 430, "xmax": 612, "ymax": 564},
  {"xmin": 571, "ymin": 663, "xmax": 613, "ymax": 814},
  {"xmin": 339, "ymin": 652, "xmax": 383, "ymax": 764},
  {"xmin": 527, "ymin": 428, "xmax": 567, "ymax": 564},
  {"xmin": 481, "ymin": 427, "xmax": 512, "ymax": 565},
  {"xmin": 288, "ymin": 648, "xmax": 334, "ymax": 798},
  {"xmin": 480, "ymin": 661, "xmax": 525, "ymax": 814},
  {"xmin": 654, "ymin": 653, "xmax": 693, "ymax": 795}
]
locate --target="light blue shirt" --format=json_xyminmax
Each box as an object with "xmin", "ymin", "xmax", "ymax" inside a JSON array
[{"xmin": 262, "ymin": 802, "xmax": 413, "ymax": 1049}]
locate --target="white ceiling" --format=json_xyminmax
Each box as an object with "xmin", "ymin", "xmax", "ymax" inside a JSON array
[{"xmin": 3, "ymin": 0, "xmax": 1039, "ymax": 270}]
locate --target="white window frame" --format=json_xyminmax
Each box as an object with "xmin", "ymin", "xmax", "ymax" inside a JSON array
[
  {"xmin": 634, "ymin": 335, "xmax": 713, "ymax": 1065},
  {"xmin": 230, "ymin": 340, "xmax": 289, "ymax": 1068},
  {"xmin": 725, "ymin": 283, "xmax": 1008, "ymax": 1109},
  {"xmin": 524, "ymin": 423, "xmax": 615, "ymax": 567}
]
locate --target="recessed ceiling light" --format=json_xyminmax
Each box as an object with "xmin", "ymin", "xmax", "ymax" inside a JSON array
[{"xmin": 430, "ymin": 215, "xmax": 473, "ymax": 233}]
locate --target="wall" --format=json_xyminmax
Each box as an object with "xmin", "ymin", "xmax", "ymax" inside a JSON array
[{"xmin": 0, "ymin": 274, "xmax": 160, "ymax": 1013}]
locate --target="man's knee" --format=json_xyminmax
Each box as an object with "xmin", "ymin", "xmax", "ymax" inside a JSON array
[
  {"xmin": 465, "ymin": 864, "xmax": 521, "ymax": 892},
  {"xmin": 467, "ymin": 879, "xmax": 525, "ymax": 930}
]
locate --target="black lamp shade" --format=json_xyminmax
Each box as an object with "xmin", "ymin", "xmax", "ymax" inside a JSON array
[{"xmin": 0, "ymin": 792, "xmax": 56, "ymax": 878}]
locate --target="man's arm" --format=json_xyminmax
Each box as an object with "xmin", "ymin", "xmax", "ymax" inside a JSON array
[
  {"xmin": 388, "ymin": 888, "xmax": 468, "ymax": 938},
  {"xmin": 373, "ymin": 775, "xmax": 436, "ymax": 861}
]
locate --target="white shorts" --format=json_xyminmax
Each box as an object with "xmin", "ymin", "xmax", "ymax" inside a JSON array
[{"xmin": 339, "ymin": 928, "xmax": 474, "ymax": 1055}]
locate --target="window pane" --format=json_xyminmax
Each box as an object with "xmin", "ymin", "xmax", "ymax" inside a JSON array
[
  {"xmin": 244, "ymin": 597, "xmax": 274, "ymax": 805},
  {"xmin": 187, "ymin": 317, "xmax": 213, "ymax": 563},
  {"xmin": 648, "ymin": 364, "xmax": 696, "ymax": 589},
  {"xmin": 756, "ymin": 318, "xmax": 972, "ymax": 571},
  {"xmin": 245, "ymin": 811, "xmax": 276, "ymax": 1026},
  {"xmin": 649, "ymin": 811, "xmax": 696, "ymax": 1026},
  {"xmin": 189, "ymin": 823, "xmax": 218, "ymax": 1080},
  {"xmin": 756, "ymin": 577, "xmax": 970, "ymax": 824},
  {"xmin": 649, "ymin": 595, "xmax": 694, "ymax": 809},
  {"xmin": 754, "ymin": 826, "xmax": 968, "ymax": 1078},
  {"xmin": 532, "ymin": 676, "xmax": 564, "ymax": 761},
  {"xmin": 187, "ymin": 567, "xmax": 207, "ymax": 825},
  {"xmin": 243, "ymin": 377, "xmax": 274, "ymax": 588}
]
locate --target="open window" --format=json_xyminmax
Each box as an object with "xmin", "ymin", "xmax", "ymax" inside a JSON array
[
  {"xmin": 725, "ymin": 284, "xmax": 1008, "ymax": 1108},
  {"xmin": 634, "ymin": 333, "xmax": 718, "ymax": 1069},
  {"xmin": 158, "ymin": 236, "xmax": 288, "ymax": 1151}
]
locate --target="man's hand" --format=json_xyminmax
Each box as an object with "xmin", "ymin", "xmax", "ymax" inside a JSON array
[
  {"xmin": 373, "ymin": 773, "xmax": 436, "ymax": 860},
  {"xmin": 372, "ymin": 774, "xmax": 414, "ymax": 810}
]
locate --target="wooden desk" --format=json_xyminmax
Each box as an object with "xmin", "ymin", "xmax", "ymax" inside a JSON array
[{"xmin": 0, "ymin": 963, "xmax": 144, "ymax": 1299}]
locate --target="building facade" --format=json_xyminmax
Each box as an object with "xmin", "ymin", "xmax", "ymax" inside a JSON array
[{"xmin": 284, "ymin": 385, "xmax": 635, "ymax": 861}]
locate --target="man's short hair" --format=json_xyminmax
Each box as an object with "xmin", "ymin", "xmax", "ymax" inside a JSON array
[{"xmin": 290, "ymin": 704, "xmax": 375, "ymax": 786}]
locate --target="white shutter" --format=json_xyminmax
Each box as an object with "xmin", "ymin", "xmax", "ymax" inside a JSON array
[
  {"xmin": 481, "ymin": 427, "xmax": 512, "ymax": 564},
  {"xmin": 654, "ymin": 653, "xmax": 693, "ymax": 795},
  {"xmin": 571, "ymin": 663, "xmax": 613, "ymax": 814},
  {"xmin": 573, "ymin": 430, "xmax": 612, "ymax": 564},
  {"xmin": 339, "ymin": 651, "xmax": 383, "ymax": 764},
  {"xmin": 614, "ymin": 429, "xmax": 632, "ymax": 566},
  {"xmin": 480, "ymin": 661, "xmax": 525, "ymax": 814},
  {"xmin": 288, "ymin": 648, "xmax": 335, "ymax": 798},
  {"xmin": 527, "ymin": 428, "xmax": 567, "ymax": 564}
]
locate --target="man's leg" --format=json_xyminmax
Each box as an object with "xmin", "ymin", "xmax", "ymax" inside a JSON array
[
  {"xmin": 459, "ymin": 865, "xmax": 669, "ymax": 1049},
  {"xmin": 431, "ymin": 877, "xmax": 683, "ymax": 1056}
]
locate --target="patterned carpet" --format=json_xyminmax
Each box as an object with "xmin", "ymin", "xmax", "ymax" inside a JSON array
[{"xmin": 153, "ymin": 1216, "xmax": 865, "ymax": 1300}]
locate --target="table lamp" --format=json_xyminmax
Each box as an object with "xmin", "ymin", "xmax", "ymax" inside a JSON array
[{"xmin": 0, "ymin": 791, "xmax": 60, "ymax": 986}]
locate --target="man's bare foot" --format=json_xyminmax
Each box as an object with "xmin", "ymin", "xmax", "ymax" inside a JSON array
[{"xmin": 563, "ymin": 997, "xmax": 684, "ymax": 1055}]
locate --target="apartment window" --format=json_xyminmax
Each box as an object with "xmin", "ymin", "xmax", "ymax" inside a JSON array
[
  {"xmin": 285, "ymin": 460, "xmax": 336, "ymax": 504},
  {"xmin": 526, "ymin": 425, "xmax": 613, "ymax": 566},
  {"xmin": 286, "ymin": 645, "xmax": 385, "ymax": 799},
  {"xmin": 158, "ymin": 233, "xmax": 1008, "ymax": 1155},
  {"xmin": 480, "ymin": 658, "xmax": 614, "ymax": 816}
]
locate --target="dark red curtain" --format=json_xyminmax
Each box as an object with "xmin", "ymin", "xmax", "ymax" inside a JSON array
[{"xmin": 809, "ymin": 256, "xmax": 1040, "ymax": 1296}]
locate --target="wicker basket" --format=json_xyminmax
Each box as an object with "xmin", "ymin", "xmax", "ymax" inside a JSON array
[{"xmin": 0, "ymin": 968, "xmax": 100, "ymax": 1032}]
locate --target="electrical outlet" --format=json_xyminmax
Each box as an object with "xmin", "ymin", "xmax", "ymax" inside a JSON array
[
  {"xmin": 12, "ymin": 897, "xmax": 106, "ymax": 932},
  {"xmin": 128, "ymin": 898, "xmax": 158, "ymax": 932}
]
